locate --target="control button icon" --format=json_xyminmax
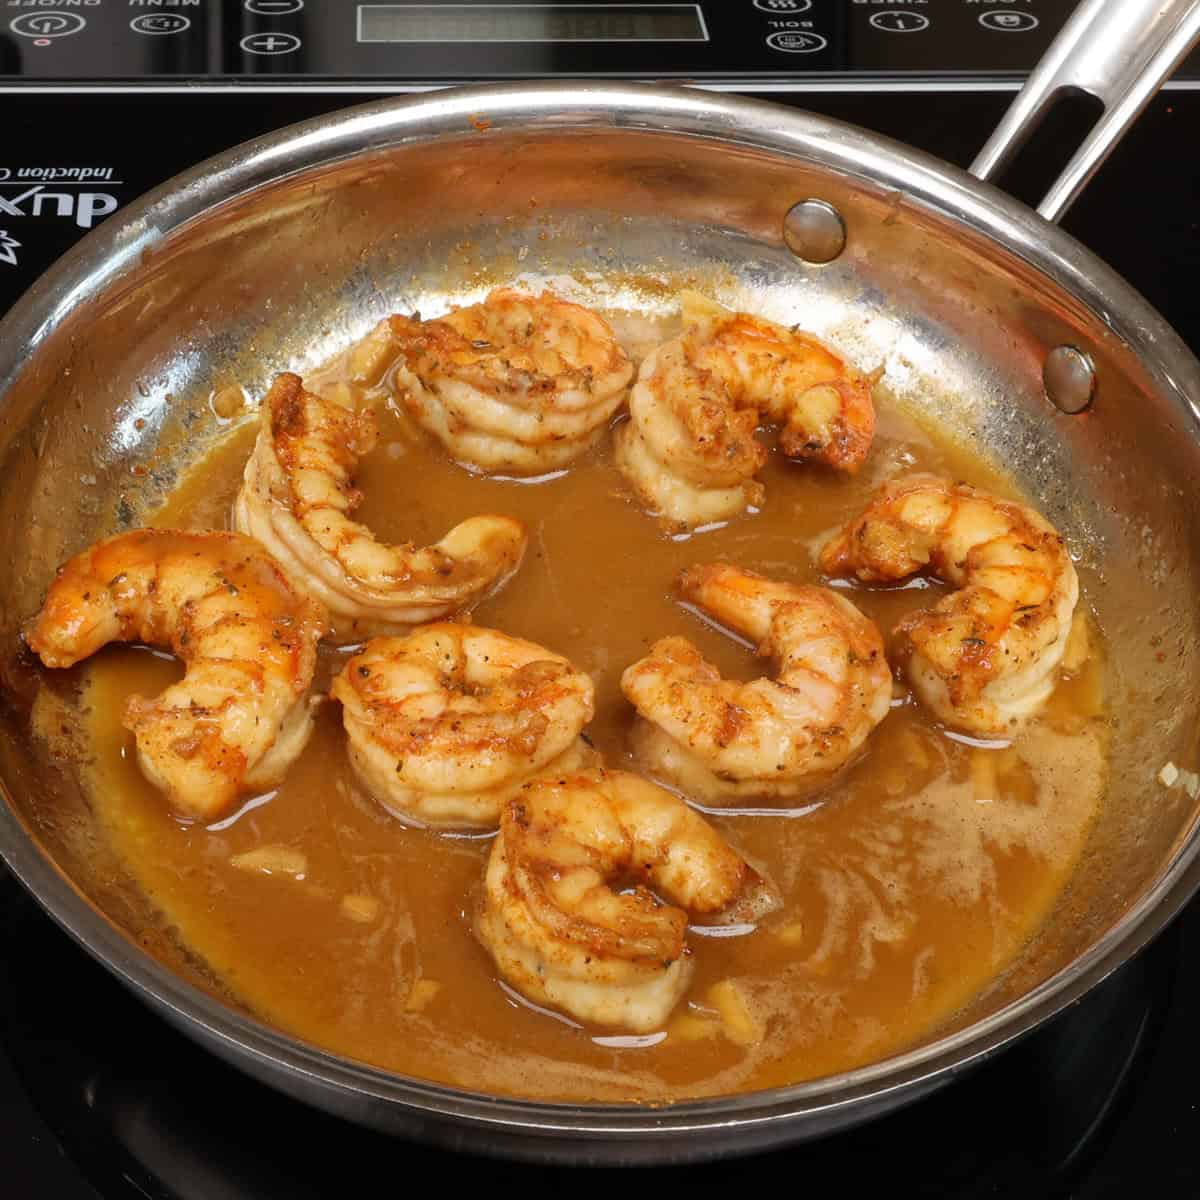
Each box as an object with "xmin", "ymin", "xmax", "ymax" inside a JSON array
[
  {"xmin": 765, "ymin": 30, "xmax": 826, "ymax": 53},
  {"xmin": 0, "ymin": 230, "xmax": 19, "ymax": 269},
  {"xmin": 753, "ymin": 0, "xmax": 811, "ymax": 12},
  {"xmin": 130, "ymin": 14, "xmax": 191, "ymax": 35},
  {"xmin": 9, "ymin": 12, "xmax": 86, "ymax": 38},
  {"xmin": 868, "ymin": 12, "xmax": 930, "ymax": 34},
  {"xmin": 239, "ymin": 31, "xmax": 302, "ymax": 55},
  {"xmin": 245, "ymin": 0, "xmax": 305, "ymax": 14},
  {"xmin": 979, "ymin": 11, "xmax": 1038, "ymax": 33}
]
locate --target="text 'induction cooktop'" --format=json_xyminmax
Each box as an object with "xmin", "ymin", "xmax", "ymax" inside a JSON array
[{"xmin": 3, "ymin": 0, "xmax": 1200, "ymax": 86}]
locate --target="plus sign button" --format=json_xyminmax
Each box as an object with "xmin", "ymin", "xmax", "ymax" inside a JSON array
[{"xmin": 240, "ymin": 31, "xmax": 302, "ymax": 55}]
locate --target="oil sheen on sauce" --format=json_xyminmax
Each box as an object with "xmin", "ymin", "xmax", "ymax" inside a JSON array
[{"xmin": 76, "ymin": 315, "xmax": 1106, "ymax": 1103}]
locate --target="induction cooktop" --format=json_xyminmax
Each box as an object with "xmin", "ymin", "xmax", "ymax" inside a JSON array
[
  {"xmin": 4, "ymin": 2, "xmax": 1200, "ymax": 1194},
  {"xmin": 2, "ymin": 0, "xmax": 1200, "ymax": 86}
]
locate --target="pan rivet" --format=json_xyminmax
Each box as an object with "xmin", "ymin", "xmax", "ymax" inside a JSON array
[
  {"xmin": 783, "ymin": 199, "xmax": 846, "ymax": 264},
  {"xmin": 1043, "ymin": 346, "xmax": 1096, "ymax": 414}
]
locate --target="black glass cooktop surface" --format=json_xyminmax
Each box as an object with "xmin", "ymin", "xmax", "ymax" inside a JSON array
[{"xmin": 4, "ymin": 863, "xmax": 1200, "ymax": 1196}]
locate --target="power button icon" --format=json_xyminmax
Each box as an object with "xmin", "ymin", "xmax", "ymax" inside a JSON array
[{"xmin": 10, "ymin": 12, "xmax": 87, "ymax": 38}]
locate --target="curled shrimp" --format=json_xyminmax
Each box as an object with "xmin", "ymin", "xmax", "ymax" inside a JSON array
[
  {"xmin": 329, "ymin": 623, "xmax": 597, "ymax": 829},
  {"xmin": 818, "ymin": 473, "xmax": 1079, "ymax": 736},
  {"xmin": 477, "ymin": 769, "xmax": 776, "ymax": 1032},
  {"xmin": 615, "ymin": 291, "xmax": 877, "ymax": 529},
  {"xmin": 25, "ymin": 530, "xmax": 327, "ymax": 822},
  {"xmin": 234, "ymin": 372, "xmax": 526, "ymax": 641},
  {"xmin": 387, "ymin": 288, "xmax": 634, "ymax": 475},
  {"xmin": 622, "ymin": 564, "xmax": 892, "ymax": 803}
]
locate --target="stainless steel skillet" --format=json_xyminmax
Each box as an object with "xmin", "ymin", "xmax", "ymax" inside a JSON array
[{"xmin": 1, "ymin": 0, "xmax": 1200, "ymax": 1166}]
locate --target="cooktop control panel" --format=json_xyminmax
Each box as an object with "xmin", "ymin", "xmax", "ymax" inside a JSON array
[{"xmin": 4, "ymin": 0, "xmax": 1198, "ymax": 84}]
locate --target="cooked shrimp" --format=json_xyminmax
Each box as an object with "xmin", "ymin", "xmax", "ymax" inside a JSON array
[
  {"xmin": 330, "ymin": 623, "xmax": 597, "ymax": 828},
  {"xmin": 477, "ymin": 769, "xmax": 776, "ymax": 1032},
  {"xmin": 615, "ymin": 291, "xmax": 876, "ymax": 529},
  {"xmin": 387, "ymin": 288, "xmax": 634, "ymax": 475},
  {"xmin": 818, "ymin": 474, "xmax": 1079, "ymax": 736},
  {"xmin": 235, "ymin": 372, "xmax": 526, "ymax": 641},
  {"xmin": 622, "ymin": 564, "xmax": 891, "ymax": 803},
  {"xmin": 615, "ymin": 336, "xmax": 769, "ymax": 530},
  {"xmin": 25, "ymin": 530, "xmax": 327, "ymax": 822}
]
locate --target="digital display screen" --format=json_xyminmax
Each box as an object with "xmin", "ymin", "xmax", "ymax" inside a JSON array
[{"xmin": 357, "ymin": 5, "xmax": 708, "ymax": 43}]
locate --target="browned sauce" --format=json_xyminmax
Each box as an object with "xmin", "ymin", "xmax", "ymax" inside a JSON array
[{"xmin": 76, "ymin": 317, "xmax": 1106, "ymax": 1103}]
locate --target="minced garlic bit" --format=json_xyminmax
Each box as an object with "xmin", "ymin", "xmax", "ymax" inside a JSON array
[
  {"xmin": 209, "ymin": 385, "xmax": 245, "ymax": 421},
  {"xmin": 405, "ymin": 978, "xmax": 441, "ymax": 1013},
  {"xmin": 903, "ymin": 728, "xmax": 931, "ymax": 771},
  {"xmin": 706, "ymin": 979, "xmax": 763, "ymax": 1047},
  {"xmin": 349, "ymin": 321, "xmax": 400, "ymax": 385},
  {"xmin": 1061, "ymin": 611, "xmax": 1091, "ymax": 674},
  {"xmin": 775, "ymin": 921, "xmax": 806, "ymax": 947},
  {"xmin": 667, "ymin": 1012, "xmax": 721, "ymax": 1042},
  {"xmin": 229, "ymin": 845, "xmax": 307, "ymax": 877},
  {"xmin": 1158, "ymin": 761, "xmax": 1200, "ymax": 800},
  {"xmin": 970, "ymin": 749, "xmax": 996, "ymax": 805},
  {"xmin": 340, "ymin": 893, "xmax": 381, "ymax": 923}
]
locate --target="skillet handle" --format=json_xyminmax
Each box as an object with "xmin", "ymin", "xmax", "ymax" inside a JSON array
[{"xmin": 970, "ymin": 0, "xmax": 1200, "ymax": 223}]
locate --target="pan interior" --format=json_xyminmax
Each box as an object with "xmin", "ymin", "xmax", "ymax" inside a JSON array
[{"xmin": 1, "ymin": 124, "xmax": 1198, "ymax": 1108}]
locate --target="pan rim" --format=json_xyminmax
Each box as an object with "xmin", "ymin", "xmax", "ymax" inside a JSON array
[{"xmin": 2, "ymin": 79, "xmax": 1199, "ymax": 1140}]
